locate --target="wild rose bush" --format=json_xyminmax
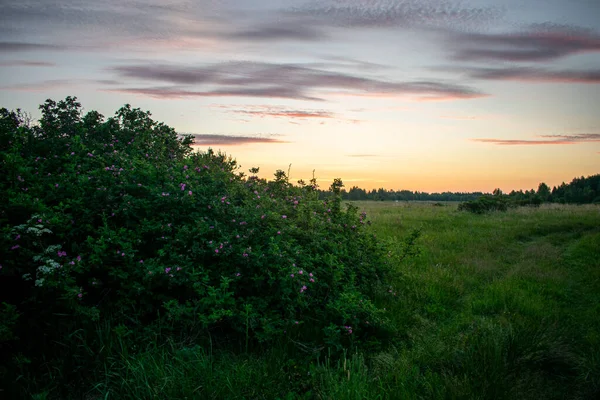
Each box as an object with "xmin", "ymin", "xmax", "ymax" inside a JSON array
[{"xmin": 0, "ymin": 98, "xmax": 396, "ymax": 379}]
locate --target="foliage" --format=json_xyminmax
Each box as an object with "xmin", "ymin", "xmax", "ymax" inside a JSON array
[
  {"xmin": 82, "ymin": 202, "xmax": 600, "ymax": 400},
  {"xmin": 329, "ymin": 186, "xmax": 484, "ymax": 202},
  {"xmin": 550, "ymin": 174, "xmax": 600, "ymax": 204},
  {"xmin": 458, "ymin": 174, "xmax": 600, "ymax": 213},
  {"xmin": 457, "ymin": 193, "xmax": 509, "ymax": 213},
  {"xmin": 326, "ymin": 175, "xmax": 600, "ymax": 206},
  {"xmin": 0, "ymin": 97, "xmax": 398, "ymax": 397}
]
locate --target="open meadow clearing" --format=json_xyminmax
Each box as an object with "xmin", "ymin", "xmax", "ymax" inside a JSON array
[{"xmin": 345, "ymin": 201, "xmax": 600, "ymax": 399}]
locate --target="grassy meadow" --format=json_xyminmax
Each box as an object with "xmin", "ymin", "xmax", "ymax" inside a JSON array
[{"xmin": 70, "ymin": 201, "xmax": 600, "ymax": 400}]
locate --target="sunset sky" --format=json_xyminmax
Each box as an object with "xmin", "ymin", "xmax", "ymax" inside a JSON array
[{"xmin": 1, "ymin": 0, "xmax": 599, "ymax": 192}]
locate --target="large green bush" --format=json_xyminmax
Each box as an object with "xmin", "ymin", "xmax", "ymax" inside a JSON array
[
  {"xmin": 458, "ymin": 195, "xmax": 509, "ymax": 214},
  {"xmin": 0, "ymin": 98, "xmax": 396, "ymax": 394}
]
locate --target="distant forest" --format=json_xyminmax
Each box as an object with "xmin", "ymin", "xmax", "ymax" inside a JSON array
[{"xmin": 316, "ymin": 174, "xmax": 600, "ymax": 204}]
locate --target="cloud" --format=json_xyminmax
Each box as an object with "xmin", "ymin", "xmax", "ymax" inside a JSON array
[
  {"xmin": 287, "ymin": 0, "xmax": 502, "ymax": 29},
  {"xmin": 0, "ymin": 41, "xmax": 65, "ymax": 52},
  {"xmin": 181, "ymin": 133, "xmax": 288, "ymax": 146},
  {"xmin": 460, "ymin": 67, "xmax": 600, "ymax": 83},
  {"xmin": 347, "ymin": 154, "xmax": 379, "ymax": 157},
  {"xmin": 317, "ymin": 56, "xmax": 390, "ymax": 72},
  {"xmin": 472, "ymin": 134, "xmax": 600, "ymax": 145},
  {"xmin": 108, "ymin": 61, "xmax": 485, "ymax": 102},
  {"xmin": 1, "ymin": 78, "xmax": 123, "ymax": 91},
  {"xmin": 0, "ymin": 60, "xmax": 55, "ymax": 67},
  {"xmin": 447, "ymin": 23, "xmax": 600, "ymax": 62},
  {"xmin": 226, "ymin": 20, "xmax": 329, "ymax": 42},
  {"xmin": 103, "ymin": 86, "xmax": 323, "ymax": 101},
  {"xmin": 214, "ymin": 105, "xmax": 335, "ymax": 119},
  {"xmin": 212, "ymin": 104, "xmax": 363, "ymax": 125},
  {"xmin": 0, "ymin": 79, "xmax": 76, "ymax": 91}
]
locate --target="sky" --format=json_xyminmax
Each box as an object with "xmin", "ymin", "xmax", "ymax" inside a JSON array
[{"xmin": 0, "ymin": 0, "xmax": 599, "ymax": 193}]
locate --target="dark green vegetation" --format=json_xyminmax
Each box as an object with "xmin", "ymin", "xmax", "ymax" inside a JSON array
[
  {"xmin": 2, "ymin": 98, "xmax": 599, "ymax": 399},
  {"xmin": 458, "ymin": 180, "xmax": 600, "ymax": 214},
  {"xmin": 332, "ymin": 187, "xmax": 484, "ymax": 202},
  {"xmin": 1, "ymin": 98, "xmax": 397, "ymax": 399},
  {"xmin": 328, "ymin": 175, "xmax": 600, "ymax": 204}
]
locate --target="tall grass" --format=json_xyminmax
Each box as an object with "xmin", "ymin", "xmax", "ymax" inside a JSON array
[{"xmin": 27, "ymin": 203, "xmax": 600, "ymax": 399}]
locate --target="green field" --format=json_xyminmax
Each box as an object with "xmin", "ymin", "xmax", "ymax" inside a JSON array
[{"xmin": 76, "ymin": 202, "xmax": 600, "ymax": 400}]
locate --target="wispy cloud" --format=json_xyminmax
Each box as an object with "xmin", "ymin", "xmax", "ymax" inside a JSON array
[
  {"xmin": 225, "ymin": 20, "xmax": 329, "ymax": 42},
  {"xmin": 447, "ymin": 23, "xmax": 600, "ymax": 62},
  {"xmin": 212, "ymin": 105, "xmax": 336, "ymax": 119},
  {"xmin": 472, "ymin": 134, "xmax": 600, "ymax": 145},
  {"xmin": 0, "ymin": 60, "xmax": 55, "ymax": 67},
  {"xmin": 182, "ymin": 133, "xmax": 288, "ymax": 146},
  {"xmin": 0, "ymin": 79, "xmax": 76, "ymax": 91},
  {"xmin": 1, "ymin": 78, "xmax": 121, "ymax": 91},
  {"xmin": 104, "ymin": 86, "xmax": 323, "ymax": 101},
  {"xmin": 347, "ymin": 154, "xmax": 379, "ymax": 157},
  {"xmin": 107, "ymin": 61, "xmax": 485, "ymax": 101},
  {"xmin": 287, "ymin": 0, "xmax": 502, "ymax": 29},
  {"xmin": 210, "ymin": 104, "xmax": 363, "ymax": 124},
  {"xmin": 0, "ymin": 41, "xmax": 65, "ymax": 52},
  {"xmin": 459, "ymin": 66, "xmax": 600, "ymax": 84}
]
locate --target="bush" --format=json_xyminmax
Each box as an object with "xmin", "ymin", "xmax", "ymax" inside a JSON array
[
  {"xmin": 0, "ymin": 98, "xmax": 397, "ymax": 395},
  {"xmin": 458, "ymin": 195, "xmax": 509, "ymax": 214}
]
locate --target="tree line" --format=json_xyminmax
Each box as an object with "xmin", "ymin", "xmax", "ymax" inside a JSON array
[{"xmin": 314, "ymin": 174, "xmax": 600, "ymax": 205}]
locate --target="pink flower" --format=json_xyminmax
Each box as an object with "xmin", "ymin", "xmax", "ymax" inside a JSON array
[
  {"xmin": 78, "ymin": 293, "xmax": 83, "ymax": 299},
  {"xmin": 188, "ymin": 190, "xmax": 192, "ymax": 195},
  {"xmin": 282, "ymin": 215, "xmax": 287, "ymax": 219},
  {"xmin": 290, "ymin": 274, "xmax": 295, "ymax": 278},
  {"xmin": 139, "ymin": 260, "xmax": 144, "ymax": 263},
  {"xmin": 215, "ymin": 249, "xmax": 219, "ymax": 253},
  {"xmin": 277, "ymin": 231, "xmax": 281, "ymax": 235},
  {"xmin": 165, "ymin": 267, "xmax": 171, "ymax": 273},
  {"xmin": 77, "ymin": 255, "xmax": 81, "ymax": 262},
  {"xmin": 299, "ymin": 270, "xmax": 303, "ymax": 275},
  {"xmin": 309, "ymin": 273, "xmax": 313, "ymax": 277}
]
